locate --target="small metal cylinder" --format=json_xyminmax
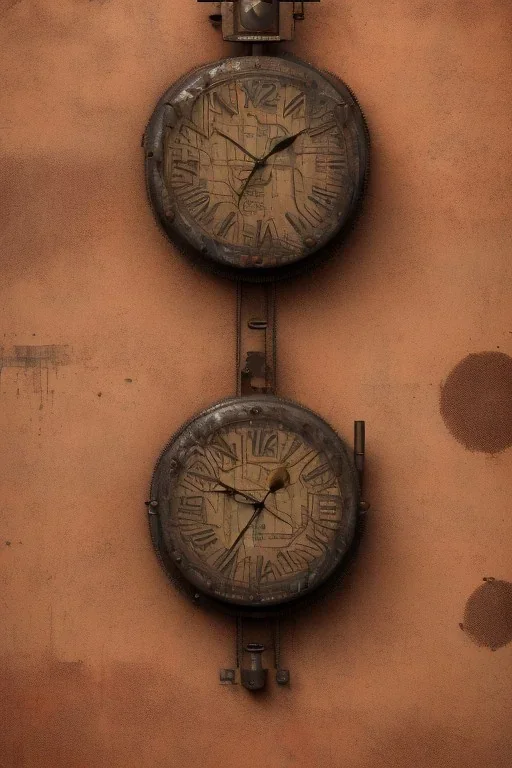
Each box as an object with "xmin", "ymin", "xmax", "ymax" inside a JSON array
[{"xmin": 241, "ymin": 643, "xmax": 268, "ymax": 691}]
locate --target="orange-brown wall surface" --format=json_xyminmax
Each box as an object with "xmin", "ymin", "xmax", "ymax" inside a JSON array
[{"xmin": 1, "ymin": 1, "xmax": 511, "ymax": 766}]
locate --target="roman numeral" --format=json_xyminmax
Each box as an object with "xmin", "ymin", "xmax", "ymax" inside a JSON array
[
  {"xmin": 248, "ymin": 429, "xmax": 278, "ymax": 458},
  {"xmin": 285, "ymin": 211, "xmax": 310, "ymax": 239},
  {"xmin": 187, "ymin": 527, "xmax": 219, "ymax": 552},
  {"xmin": 260, "ymin": 559, "xmax": 283, "ymax": 582},
  {"xmin": 309, "ymin": 113, "xmax": 338, "ymax": 138},
  {"xmin": 256, "ymin": 218, "xmax": 278, "ymax": 247},
  {"xmin": 308, "ymin": 185, "xmax": 338, "ymax": 210},
  {"xmin": 208, "ymin": 88, "xmax": 239, "ymax": 116},
  {"xmin": 284, "ymin": 91, "xmax": 306, "ymax": 119},
  {"xmin": 207, "ymin": 435, "xmax": 238, "ymax": 463},
  {"xmin": 317, "ymin": 494, "xmax": 341, "ymax": 520},
  {"xmin": 214, "ymin": 548, "xmax": 239, "ymax": 580},
  {"xmin": 216, "ymin": 211, "xmax": 238, "ymax": 239},
  {"xmin": 177, "ymin": 495, "xmax": 205, "ymax": 523},
  {"xmin": 315, "ymin": 154, "xmax": 348, "ymax": 175},
  {"xmin": 280, "ymin": 437, "xmax": 316, "ymax": 470},
  {"xmin": 277, "ymin": 549, "xmax": 309, "ymax": 574},
  {"xmin": 242, "ymin": 80, "xmax": 279, "ymax": 109},
  {"xmin": 302, "ymin": 461, "xmax": 334, "ymax": 490}
]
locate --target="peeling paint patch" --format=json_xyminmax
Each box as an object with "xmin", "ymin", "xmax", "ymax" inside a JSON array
[{"xmin": 0, "ymin": 345, "xmax": 71, "ymax": 369}]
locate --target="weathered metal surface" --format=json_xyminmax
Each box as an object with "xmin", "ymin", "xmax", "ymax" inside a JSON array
[
  {"xmin": 149, "ymin": 395, "xmax": 359, "ymax": 609},
  {"xmin": 237, "ymin": 282, "xmax": 276, "ymax": 395},
  {"xmin": 143, "ymin": 55, "xmax": 369, "ymax": 281}
]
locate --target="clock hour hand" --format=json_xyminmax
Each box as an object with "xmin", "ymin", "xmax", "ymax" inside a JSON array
[
  {"xmin": 263, "ymin": 129, "xmax": 307, "ymax": 161},
  {"xmin": 214, "ymin": 129, "xmax": 260, "ymax": 163},
  {"xmin": 237, "ymin": 160, "xmax": 265, "ymax": 205}
]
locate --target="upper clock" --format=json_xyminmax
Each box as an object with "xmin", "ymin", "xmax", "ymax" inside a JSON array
[{"xmin": 144, "ymin": 55, "xmax": 369, "ymax": 280}]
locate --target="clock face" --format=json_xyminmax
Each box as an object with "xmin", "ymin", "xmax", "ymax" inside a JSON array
[
  {"xmin": 144, "ymin": 56, "xmax": 369, "ymax": 280},
  {"xmin": 150, "ymin": 397, "xmax": 359, "ymax": 608}
]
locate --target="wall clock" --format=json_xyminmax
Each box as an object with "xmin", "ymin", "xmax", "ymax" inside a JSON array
[{"xmin": 143, "ymin": 0, "xmax": 370, "ymax": 691}]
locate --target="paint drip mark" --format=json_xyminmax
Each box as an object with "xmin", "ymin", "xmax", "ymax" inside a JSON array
[{"xmin": 0, "ymin": 344, "xmax": 71, "ymax": 408}]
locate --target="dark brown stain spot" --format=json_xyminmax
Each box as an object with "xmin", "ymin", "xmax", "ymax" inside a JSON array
[
  {"xmin": 440, "ymin": 352, "xmax": 512, "ymax": 453},
  {"xmin": 461, "ymin": 579, "xmax": 512, "ymax": 650},
  {"xmin": 124, "ymin": 378, "xmax": 133, "ymax": 383}
]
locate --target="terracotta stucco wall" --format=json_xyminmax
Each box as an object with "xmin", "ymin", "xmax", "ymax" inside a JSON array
[{"xmin": 1, "ymin": 1, "xmax": 511, "ymax": 766}]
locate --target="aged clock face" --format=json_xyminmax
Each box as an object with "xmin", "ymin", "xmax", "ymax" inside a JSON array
[
  {"xmin": 144, "ymin": 55, "xmax": 369, "ymax": 280},
  {"xmin": 150, "ymin": 397, "xmax": 359, "ymax": 608}
]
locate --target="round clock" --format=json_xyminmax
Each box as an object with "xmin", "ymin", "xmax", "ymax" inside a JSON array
[
  {"xmin": 144, "ymin": 54, "xmax": 369, "ymax": 281},
  {"xmin": 149, "ymin": 396, "xmax": 359, "ymax": 611}
]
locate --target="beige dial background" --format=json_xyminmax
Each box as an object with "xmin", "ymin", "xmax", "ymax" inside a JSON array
[
  {"xmin": 168, "ymin": 423, "xmax": 344, "ymax": 603},
  {"xmin": 165, "ymin": 75, "xmax": 349, "ymax": 259},
  {"xmin": 1, "ymin": 1, "xmax": 511, "ymax": 767}
]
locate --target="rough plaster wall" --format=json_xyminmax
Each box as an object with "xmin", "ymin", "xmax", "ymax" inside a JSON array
[{"xmin": 1, "ymin": 1, "xmax": 511, "ymax": 766}]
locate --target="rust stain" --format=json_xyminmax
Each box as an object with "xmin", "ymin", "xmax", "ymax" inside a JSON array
[
  {"xmin": 460, "ymin": 578, "xmax": 512, "ymax": 651},
  {"xmin": 440, "ymin": 352, "xmax": 512, "ymax": 453}
]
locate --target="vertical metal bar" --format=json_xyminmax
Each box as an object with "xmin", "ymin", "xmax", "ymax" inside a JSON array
[
  {"xmin": 354, "ymin": 421, "xmax": 365, "ymax": 494},
  {"xmin": 236, "ymin": 282, "xmax": 277, "ymax": 396}
]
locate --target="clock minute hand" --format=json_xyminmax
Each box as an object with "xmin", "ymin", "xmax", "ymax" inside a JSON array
[
  {"xmin": 225, "ymin": 504, "xmax": 263, "ymax": 555},
  {"xmin": 215, "ymin": 130, "xmax": 260, "ymax": 163}
]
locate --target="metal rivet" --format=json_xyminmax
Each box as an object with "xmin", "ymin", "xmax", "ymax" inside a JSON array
[
  {"xmin": 251, "ymin": 407, "xmax": 262, "ymax": 416},
  {"xmin": 150, "ymin": 500, "xmax": 158, "ymax": 508},
  {"xmin": 194, "ymin": 593, "xmax": 200, "ymax": 600},
  {"xmin": 254, "ymin": 257, "xmax": 264, "ymax": 266},
  {"xmin": 305, "ymin": 237, "xmax": 316, "ymax": 248}
]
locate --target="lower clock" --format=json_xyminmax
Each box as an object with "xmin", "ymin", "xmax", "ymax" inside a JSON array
[{"xmin": 148, "ymin": 395, "xmax": 360, "ymax": 612}]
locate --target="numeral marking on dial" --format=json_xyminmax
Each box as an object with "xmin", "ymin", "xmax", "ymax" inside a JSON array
[
  {"xmin": 186, "ymin": 526, "xmax": 219, "ymax": 552},
  {"xmin": 284, "ymin": 92, "xmax": 306, "ymax": 119},
  {"xmin": 242, "ymin": 80, "xmax": 279, "ymax": 109},
  {"xmin": 177, "ymin": 495, "xmax": 205, "ymax": 524},
  {"xmin": 309, "ymin": 114, "xmax": 338, "ymax": 138},
  {"xmin": 248, "ymin": 429, "xmax": 278, "ymax": 459}
]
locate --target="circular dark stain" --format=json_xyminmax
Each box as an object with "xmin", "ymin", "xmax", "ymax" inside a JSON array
[
  {"xmin": 440, "ymin": 352, "xmax": 512, "ymax": 453},
  {"xmin": 461, "ymin": 579, "xmax": 512, "ymax": 650}
]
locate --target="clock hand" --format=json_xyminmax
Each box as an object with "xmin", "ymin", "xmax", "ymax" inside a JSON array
[
  {"xmin": 214, "ymin": 130, "xmax": 260, "ymax": 163},
  {"xmin": 225, "ymin": 504, "xmax": 263, "ymax": 555},
  {"xmin": 225, "ymin": 471, "xmax": 291, "ymax": 554},
  {"xmin": 188, "ymin": 471, "xmax": 292, "ymax": 526},
  {"xmin": 237, "ymin": 160, "xmax": 265, "ymax": 206},
  {"xmin": 262, "ymin": 129, "xmax": 307, "ymax": 161}
]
